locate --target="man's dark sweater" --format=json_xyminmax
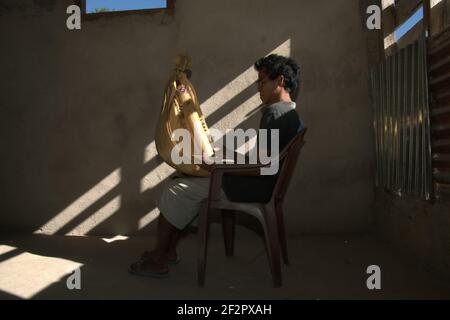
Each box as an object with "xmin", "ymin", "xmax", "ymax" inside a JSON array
[{"xmin": 222, "ymin": 101, "xmax": 304, "ymax": 203}]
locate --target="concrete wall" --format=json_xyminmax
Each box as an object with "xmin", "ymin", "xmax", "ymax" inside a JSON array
[
  {"xmin": 374, "ymin": 190, "xmax": 450, "ymax": 280},
  {"xmin": 0, "ymin": 0, "xmax": 375, "ymax": 235}
]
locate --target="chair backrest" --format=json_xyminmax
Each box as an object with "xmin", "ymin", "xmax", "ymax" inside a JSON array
[{"xmin": 270, "ymin": 128, "xmax": 307, "ymax": 203}]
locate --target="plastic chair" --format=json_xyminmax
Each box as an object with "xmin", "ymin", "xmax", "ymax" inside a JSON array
[{"xmin": 197, "ymin": 128, "xmax": 307, "ymax": 287}]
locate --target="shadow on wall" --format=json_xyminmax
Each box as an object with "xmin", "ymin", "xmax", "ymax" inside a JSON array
[{"xmin": 28, "ymin": 39, "xmax": 294, "ymax": 237}]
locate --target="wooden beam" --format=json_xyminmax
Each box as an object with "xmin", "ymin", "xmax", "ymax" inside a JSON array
[
  {"xmin": 167, "ymin": 0, "xmax": 176, "ymax": 10},
  {"xmin": 424, "ymin": 0, "xmax": 431, "ymax": 36}
]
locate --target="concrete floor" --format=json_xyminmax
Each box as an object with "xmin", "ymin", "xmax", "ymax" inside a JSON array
[{"xmin": 0, "ymin": 226, "xmax": 449, "ymax": 300}]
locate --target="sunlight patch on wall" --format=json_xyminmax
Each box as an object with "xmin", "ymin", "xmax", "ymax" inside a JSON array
[
  {"xmin": 201, "ymin": 39, "xmax": 291, "ymax": 118},
  {"xmin": 138, "ymin": 208, "xmax": 160, "ymax": 230},
  {"xmin": 210, "ymin": 93, "xmax": 262, "ymax": 132},
  {"xmin": 66, "ymin": 196, "xmax": 121, "ymax": 236},
  {"xmin": 140, "ymin": 162, "xmax": 175, "ymax": 193},
  {"xmin": 431, "ymin": 0, "xmax": 443, "ymax": 8},
  {"xmin": 384, "ymin": 32, "xmax": 395, "ymax": 50},
  {"xmin": 382, "ymin": 0, "xmax": 395, "ymax": 10},
  {"xmin": 36, "ymin": 169, "xmax": 121, "ymax": 235}
]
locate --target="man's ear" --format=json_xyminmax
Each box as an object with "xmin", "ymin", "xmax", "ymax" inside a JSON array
[{"xmin": 277, "ymin": 75, "xmax": 285, "ymax": 88}]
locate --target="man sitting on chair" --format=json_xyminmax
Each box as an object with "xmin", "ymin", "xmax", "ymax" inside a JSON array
[{"xmin": 129, "ymin": 54, "xmax": 304, "ymax": 278}]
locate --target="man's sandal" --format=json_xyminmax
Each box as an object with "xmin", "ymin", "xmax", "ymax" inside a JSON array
[
  {"xmin": 128, "ymin": 260, "xmax": 169, "ymax": 278},
  {"xmin": 140, "ymin": 251, "xmax": 180, "ymax": 265}
]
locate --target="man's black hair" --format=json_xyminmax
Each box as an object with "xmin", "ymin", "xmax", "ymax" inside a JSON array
[{"xmin": 254, "ymin": 54, "xmax": 300, "ymax": 93}]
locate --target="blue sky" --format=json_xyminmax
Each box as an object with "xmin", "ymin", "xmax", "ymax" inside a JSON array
[
  {"xmin": 86, "ymin": 0, "xmax": 167, "ymax": 13},
  {"xmin": 395, "ymin": 6, "xmax": 424, "ymax": 41}
]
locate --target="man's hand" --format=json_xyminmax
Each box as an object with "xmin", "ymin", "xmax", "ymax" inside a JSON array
[{"xmin": 176, "ymin": 84, "xmax": 192, "ymax": 104}]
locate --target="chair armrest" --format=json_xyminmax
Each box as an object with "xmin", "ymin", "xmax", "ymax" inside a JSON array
[
  {"xmin": 210, "ymin": 162, "xmax": 267, "ymax": 172},
  {"xmin": 206, "ymin": 162, "xmax": 269, "ymax": 203}
]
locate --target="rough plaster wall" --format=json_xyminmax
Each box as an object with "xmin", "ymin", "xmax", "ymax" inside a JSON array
[
  {"xmin": 374, "ymin": 191, "xmax": 450, "ymax": 280},
  {"xmin": 0, "ymin": 0, "xmax": 374, "ymax": 235},
  {"xmin": 360, "ymin": 0, "xmax": 384, "ymax": 64}
]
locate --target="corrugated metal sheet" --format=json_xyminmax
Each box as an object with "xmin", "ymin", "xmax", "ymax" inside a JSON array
[{"xmin": 370, "ymin": 33, "xmax": 433, "ymax": 200}]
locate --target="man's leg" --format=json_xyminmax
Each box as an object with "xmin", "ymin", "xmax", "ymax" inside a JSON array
[
  {"xmin": 130, "ymin": 176, "xmax": 210, "ymax": 275},
  {"xmin": 130, "ymin": 214, "xmax": 179, "ymax": 275},
  {"xmin": 140, "ymin": 214, "xmax": 180, "ymax": 261},
  {"xmin": 153, "ymin": 214, "xmax": 180, "ymax": 261},
  {"xmin": 167, "ymin": 230, "xmax": 180, "ymax": 262}
]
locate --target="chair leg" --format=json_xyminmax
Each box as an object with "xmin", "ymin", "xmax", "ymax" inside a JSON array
[
  {"xmin": 222, "ymin": 210, "xmax": 236, "ymax": 257},
  {"xmin": 263, "ymin": 205, "xmax": 282, "ymax": 288},
  {"xmin": 197, "ymin": 203, "xmax": 210, "ymax": 288},
  {"xmin": 275, "ymin": 201, "xmax": 289, "ymax": 265}
]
